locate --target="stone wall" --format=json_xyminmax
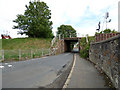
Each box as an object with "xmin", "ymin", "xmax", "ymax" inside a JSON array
[
  {"xmin": 89, "ymin": 35, "xmax": 120, "ymax": 89},
  {"xmin": 53, "ymin": 40, "xmax": 65, "ymax": 54}
]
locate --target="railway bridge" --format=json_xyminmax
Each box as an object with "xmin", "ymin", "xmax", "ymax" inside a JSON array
[
  {"xmin": 57, "ymin": 37, "xmax": 82, "ymax": 53},
  {"xmin": 64, "ymin": 37, "xmax": 81, "ymax": 52}
]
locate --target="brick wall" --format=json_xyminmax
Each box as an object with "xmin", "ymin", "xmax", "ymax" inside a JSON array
[
  {"xmin": 89, "ymin": 35, "xmax": 120, "ymax": 89},
  {"xmin": 55, "ymin": 40, "xmax": 65, "ymax": 54},
  {"xmin": 95, "ymin": 33, "xmax": 120, "ymax": 42}
]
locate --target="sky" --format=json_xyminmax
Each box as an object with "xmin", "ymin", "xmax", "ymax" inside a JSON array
[{"xmin": 0, "ymin": 0, "xmax": 119, "ymax": 38}]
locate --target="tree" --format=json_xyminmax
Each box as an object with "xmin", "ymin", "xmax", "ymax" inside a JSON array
[
  {"xmin": 96, "ymin": 29, "xmax": 117, "ymax": 34},
  {"xmin": 102, "ymin": 29, "xmax": 111, "ymax": 33},
  {"xmin": 13, "ymin": 1, "xmax": 54, "ymax": 38},
  {"xmin": 57, "ymin": 25, "xmax": 77, "ymax": 38}
]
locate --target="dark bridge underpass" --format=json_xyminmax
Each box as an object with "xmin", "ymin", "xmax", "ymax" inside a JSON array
[{"xmin": 64, "ymin": 37, "xmax": 81, "ymax": 52}]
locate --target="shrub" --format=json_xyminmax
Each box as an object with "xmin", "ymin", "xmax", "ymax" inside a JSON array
[
  {"xmin": 80, "ymin": 43, "xmax": 89, "ymax": 59},
  {"xmin": 80, "ymin": 36, "xmax": 94, "ymax": 59}
]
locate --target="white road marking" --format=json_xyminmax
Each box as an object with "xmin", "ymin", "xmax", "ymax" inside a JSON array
[
  {"xmin": 8, "ymin": 65, "xmax": 12, "ymax": 67},
  {"xmin": 62, "ymin": 54, "xmax": 76, "ymax": 89},
  {"xmin": 0, "ymin": 65, "xmax": 4, "ymax": 69}
]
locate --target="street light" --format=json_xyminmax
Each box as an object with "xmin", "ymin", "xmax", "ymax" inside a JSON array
[{"xmin": 96, "ymin": 21, "xmax": 101, "ymax": 32}]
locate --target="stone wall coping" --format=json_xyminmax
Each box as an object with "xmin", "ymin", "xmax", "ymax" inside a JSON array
[{"xmin": 91, "ymin": 35, "xmax": 120, "ymax": 45}]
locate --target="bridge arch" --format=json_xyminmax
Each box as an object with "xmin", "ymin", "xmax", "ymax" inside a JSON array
[{"xmin": 63, "ymin": 37, "xmax": 81, "ymax": 52}]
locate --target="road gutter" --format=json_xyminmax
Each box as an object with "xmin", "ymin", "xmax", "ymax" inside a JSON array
[{"xmin": 62, "ymin": 54, "xmax": 76, "ymax": 89}]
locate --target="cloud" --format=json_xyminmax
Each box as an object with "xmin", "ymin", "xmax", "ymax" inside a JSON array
[
  {"xmin": 0, "ymin": 0, "xmax": 30, "ymax": 38},
  {"xmin": 45, "ymin": 0, "xmax": 119, "ymax": 36},
  {"xmin": 0, "ymin": 0, "xmax": 119, "ymax": 38}
]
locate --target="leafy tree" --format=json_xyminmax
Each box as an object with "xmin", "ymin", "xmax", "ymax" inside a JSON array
[
  {"xmin": 13, "ymin": 1, "xmax": 54, "ymax": 38},
  {"xmin": 96, "ymin": 29, "xmax": 117, "ymax": 34},
  {"xmin": 57, "ymin": 25, "xmax": 77, "ymax": 38},
  {"xmin": 111, "ymin": 29, "xmax": 117, "ymax": 33}
]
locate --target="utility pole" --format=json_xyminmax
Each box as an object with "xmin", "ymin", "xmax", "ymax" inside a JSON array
[
  {"xmin": 106, "ymin": 12, "xmax": 109, "ymax": 29},
  {"xmin": 105, "ymin": 12, "xmax": 111, "ymax": 29},
  {"xmin": 96, "ymin": 21, "xmax": 101, "ymax": 32},
  {"xmin": 100, "ymin": 12, "xmax": 111, "ymax": 31}
]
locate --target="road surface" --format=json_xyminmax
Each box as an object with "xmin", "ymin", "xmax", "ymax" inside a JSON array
[{"xmin": 2, "ymin": 53, "xmax": 73, "ymax": 88}]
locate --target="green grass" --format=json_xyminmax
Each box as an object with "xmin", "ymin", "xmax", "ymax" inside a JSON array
[
  {"xmin": 1, "ymin": 38, "xmax": 52, "ymax": 62},
  {"xmin": 2, "ymin": 38, "xmax": 52, "ymax": 50}
]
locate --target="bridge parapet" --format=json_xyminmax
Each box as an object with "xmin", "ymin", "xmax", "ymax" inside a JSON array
[
  {"xmin": 63, "ymin": 37, "xmax": 82, "ymax": 52},
  {"xmin": 52, "ymin": 37, "xmax": 82, "ymax": 53},
  {"xmin": 64, "ymin": 37, "xmax": 81, "ymax": 40}
]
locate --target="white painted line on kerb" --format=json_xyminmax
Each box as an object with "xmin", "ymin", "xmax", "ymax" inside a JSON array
[
  {"xmin": 62, "ymin": 54, "xmax": 76, "ymax": 89},
  {"xmin": 0, "ymin": 66, "xmax": 4, "ymax": 69}
]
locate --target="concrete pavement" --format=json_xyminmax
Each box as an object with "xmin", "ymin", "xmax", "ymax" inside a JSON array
[{"xmin": 66, "ymin": 54, "xmax": 108, "ymax": 88}]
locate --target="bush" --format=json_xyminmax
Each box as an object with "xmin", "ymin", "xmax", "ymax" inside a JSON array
[
  {"xmin": 80, "ymin": 43, "xmax": 89, "ymax": 59},
  {"xmin": 80, "ymin": 36, "xmax": 94, "ymax": 59}
]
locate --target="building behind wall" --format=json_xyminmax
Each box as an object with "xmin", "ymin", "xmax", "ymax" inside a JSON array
[{"xmin": 1, "ymin": 34, "xmax": 11, "ymax": 39}]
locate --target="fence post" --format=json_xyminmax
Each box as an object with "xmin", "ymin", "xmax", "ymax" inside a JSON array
[
  {"xmin": 86, "ymin": 35, "xmax": 88, "ymax": 43},
  {"xmin": 49, "ymin": 48, "xmax": 50, "ymax": 56},
  {"xmin": 31, "ymin": 49, "xmax": 33, "ymax": 58},
  {"xmin": 2, "ymin": 49, "xmax": 4, "ymax": 61},
  {"xmin": 19, "ymin": 49, "xmax": 21, "ymax": 60},
  {"xmin": 42, "ymin": 48, "xmax": 43, "ymax": 56}
]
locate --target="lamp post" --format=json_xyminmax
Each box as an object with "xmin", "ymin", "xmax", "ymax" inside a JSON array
[
  {"xmin": 96, "ymin": 21, "xmax": 101, "ymax": 32},
  {"xmin": 105, "ymin": 12, "xmax": 111, "ymax": 29}
]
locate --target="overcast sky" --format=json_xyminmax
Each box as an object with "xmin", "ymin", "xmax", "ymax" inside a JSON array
[{"xmin": 0, "ymin": 0, "xmax": 119, "ymax": 38}]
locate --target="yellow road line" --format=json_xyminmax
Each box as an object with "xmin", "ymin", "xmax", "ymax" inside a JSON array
[{"xmin": 62, "ymin": 54, "xmax": 76, "ymax": 89}]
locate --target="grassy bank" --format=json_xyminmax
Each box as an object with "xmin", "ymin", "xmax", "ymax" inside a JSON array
[
  {"xmin": 2, "ymin": 38, "xmax": 52, "ymax": 50},
  {"xmin": 1, "ymin": 38, "xmax": 52, "ymax": 62}
]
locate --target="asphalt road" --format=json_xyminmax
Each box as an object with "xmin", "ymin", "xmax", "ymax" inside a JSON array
[{"xmin": 2, "ymin": 53, "xmax": 73, "ymax": 88}]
